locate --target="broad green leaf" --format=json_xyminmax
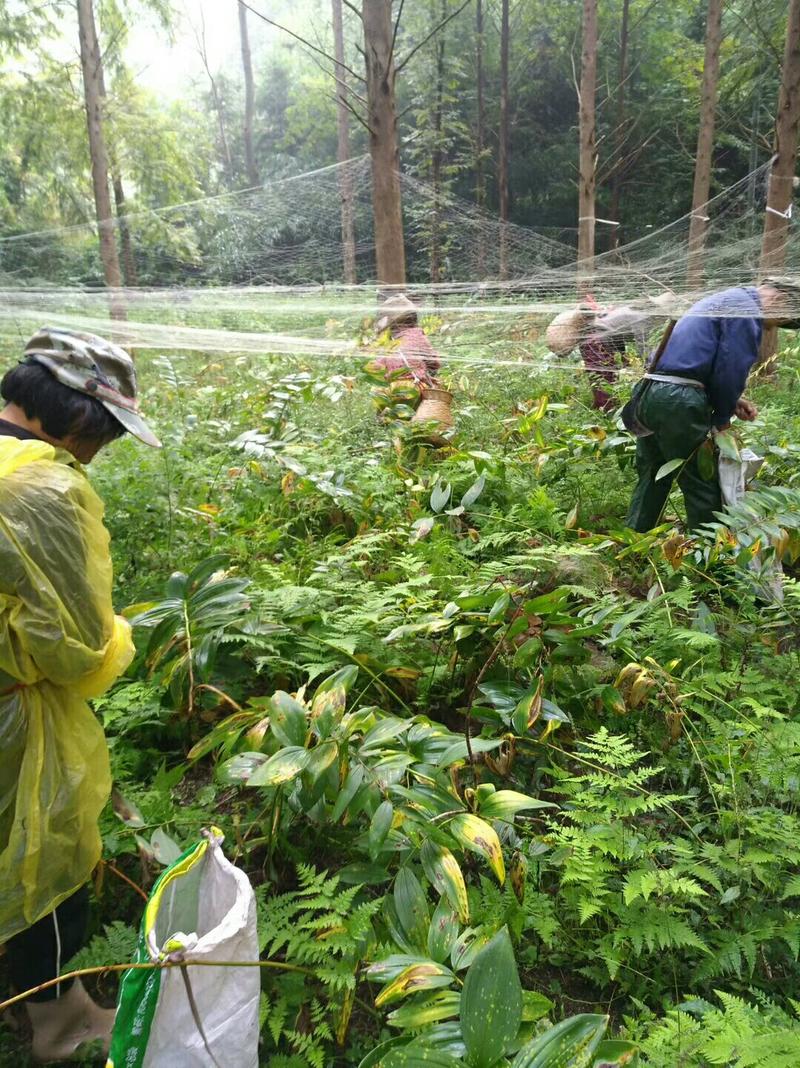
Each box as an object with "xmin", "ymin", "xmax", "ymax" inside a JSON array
[
  {"xmin": 365, "ymin": 954, "xmax": 436, "ymax": 983},
  {"xmin": 655, "ymin": 458, "xmax": 684, "ymax": 481},
  {"xmin": 512, "ymin": 1014, "xmax": 609, "ymax": 1067},
  {"xmin": 522, "ymin": 991, "xmax": 555, "ymax": 1022},
  {"xmin": 216, "ymin": 751, "xmax": 268, "ymax": 785},
  {"xmin": 714, "ymin": 429, "xmax": 741, "ymax": 461},
  {"xmin": 421, "ymin": 840, "xmax": 470, "ymax": 923},
  {"xmin": 332, "ymin": 763, "xmax": 365, "ymax": 822},
  {"xmin": 361, "ymin": 716, "xmax": 413, "ymax": 752},
  {"xmin": 315, "ymin": 664, "xmax": 359, "ymax": 695},
  {"xmin": 477, "ymin": 790, "xmax": 556, "ymax": 822},
  {"xmin": 356, "ymin": 1037, "xmax": 409, "ymax": 1068},
  {"xmin": 593, "ymin": 1039, "xmax": 639, "ymax": 1066},
  {"xmin": 303, "ymin": 739, "xmax": 338, "ymax": 782},
  {"xmin": 338, "ymin": 862, "xmax": 391, "ymax": 885},
  {"xmin": 111, "ymin": 789, "xmax": 145, "ymax": 828},
  {"xmin": 150, "ymin": 827, "xmax": 182, "ymax": 866},
  {"xmin": 388, "ymin": 990, "xmax": 461, "ymax": 1029},
  {"xmin": 488, "ymin": 592, "xmax": 511, "ymax": 622},
  {"xmin": 461, "ymin": 473, "xmax": 486, "ymax": 508},
  {"xmin": 375, "ymin": 962, "xmax": 454, "ymax": 1007},
  {"xmin": 449, "ymin": 813, "xmax": 506, "ymax": 883},
  {"xmin": 512, "ymin": 678, "xmax": 544, "ymax": 735},
  {"xmin": 247, "ymin": 746, "xmax": 309, "ymax": 787},
  {"xmin": 698, "ymin": 438, "xmax": 716, "ymax": 480},
  {"xmin": 411, "ymin": 517, "xmax": 435, "ymax": 543},
  {"xmin": 436, "ymin": 737, "xmax": 501, "ymax": 768},
  {"xmin": 269, "ymin": 690, "xmax": 308, "ymax": 747},
  {"xmin": 383, "ymin": 1047, "xmax": 462, "ymax": 1067},
  {"xmin": 461, "ymin": 927, "xmax": 522, "ymax": 1067},
  {"xmin": 427, "ymin": 898, "xmax": 460, "ymax": 963},
  {"xmin": 383, "ymin": 1048, "xmax": 462, "ymax": 1067},
  {"xmin": 451, "ymin": 926, "xmax": 493, "ymax": 971},
  {"xmin": 394, "ymin": 868, "xmax": 430, "ymax": 951},
  {"xmin": 369, "ymin": 800, "xmax": 395, "ymax": 858},
  {"xmin": 431, "ymin": 480, "xmax": 452, "ymax": 513}
]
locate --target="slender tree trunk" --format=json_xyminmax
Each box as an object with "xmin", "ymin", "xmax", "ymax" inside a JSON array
[
  {"xmin": 759, "ymin": 0, "xmax": 800, "ymax": 362},
  {"xmin": 608, "ymin": 0, "xmax": 629, "ymax": 251},
  {"xmin": 431, "ymin": 0, "xmax": 446, "ymax": 283},
  {"xmin": 95, "ymin": 48, "xmax": 138, "ymax": 288},
  {"xmin": 475, "ymin": 0, "xmax": 486, "ymax": 275},
  {"xmin": 238, "ymin": 0, "xmax": 259, "ymax": 187},
  {"xmin": 333, "ymin": 0, "xmax": 357, "ymax": 283},
  {"xmin": 498, "ymin": 0, "xmax": 510, "ymax": 280},
  {"xmin": 112, "ymin": 171, "xmax": 137, "ymax": 287},
  {"xmin": 362, "ymin": 0, "xmax": 406, "ymax": 286},
  {"xmin": 577, "ymin": 0, "xmax": 598, "ymax": 291},
  {"xmin": 76, "ymin": 0, "xmax": 125, "ymax": 317},
  {"xmin": 686, "ymin": 0, "xmax": 723, "ymax": 290}
]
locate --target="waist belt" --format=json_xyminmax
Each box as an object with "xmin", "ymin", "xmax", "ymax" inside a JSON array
[{"xmin": 644, "ymin": 373, "xmax": 705, "ymax": 390}]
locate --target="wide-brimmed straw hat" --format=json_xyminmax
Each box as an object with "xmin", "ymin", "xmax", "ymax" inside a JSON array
[
  {"xmin": 545, "ymin": 308, "xmax": 592, "ymax": 356},
  {"xmin": 376, "ymin": 293, "xmax": 419, "ymax": 332}
]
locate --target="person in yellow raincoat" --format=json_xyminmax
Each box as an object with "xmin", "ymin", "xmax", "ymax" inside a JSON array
[{"xmin": 0, "ymin": 327, "xmax": 159, "ymax": 1061}]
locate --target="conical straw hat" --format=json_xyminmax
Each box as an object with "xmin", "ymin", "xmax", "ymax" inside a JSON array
[
  {"xmin": 545, "ymin": 308, "xmax": 591, "ymax": 356},
  {"xmin": 376, "ymin": 293, "xmax": 419, "ymax": 331}
]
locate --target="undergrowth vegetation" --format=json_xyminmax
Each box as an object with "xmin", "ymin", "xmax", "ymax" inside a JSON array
[{"xmin": 8, "ymin": 324, "xmax": 800, "ymax": 1066}]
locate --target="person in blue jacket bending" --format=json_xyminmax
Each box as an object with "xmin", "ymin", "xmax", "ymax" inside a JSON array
[{"xmin": 627, "ymin": 278, "xmax": 800, "ymax": 532}]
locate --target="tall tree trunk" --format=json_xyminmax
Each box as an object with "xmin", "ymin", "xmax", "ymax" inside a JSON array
[
  {"xmin": 686, "ymin": 0, "xmax": 723, "ymax": 290},
  {"xmin": 759, "ymin": 0, "xmax": 800, "ymax": 362},
  {"xmin": 577, "ymin": 0, "xmax": 598, "ymax": 291},
  {"xmin": 112, "ymin": 171, "xmax": 138, "ymax": 287},
  {"xmin": 238, "ymin": 0, "xmax": 259, "ymax": 187},
  {"xmin": 475, "ymin": 0, "xmax": 486, "ymax": 275},
  {"xmin": 95, "ymin": 47, "xmax": 138, "ymax": 288},
  {"xmin": 333, "ymin": 0, "xmax": 357, "ymax": 283},
  {"xmin": 431, "ymin": 0, "xmax": 446, "ymax": 284},
  {"xmin": 362, "ymin": 0, "xmax": 406, "ymax": 286},
  {"xmin": 76, "ymin": 0, "xmax": 125, "ymax": 318},
  {"xmin": 498, "ymin": 0, "xmax": 510, "ymax": 280},
  {"xmin": 608, "ymin": 0, "xmax": 629, "ymax": 251}
]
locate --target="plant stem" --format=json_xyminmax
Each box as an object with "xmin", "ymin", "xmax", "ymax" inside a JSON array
[{"xmin": 0, "ymin": 958, "xmax": 314, "ymax": 1013}]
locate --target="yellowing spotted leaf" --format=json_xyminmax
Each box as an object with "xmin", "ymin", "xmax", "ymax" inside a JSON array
[{"xmin": 449, "ymin": 813, "xmax": 506, "ymax": 884}]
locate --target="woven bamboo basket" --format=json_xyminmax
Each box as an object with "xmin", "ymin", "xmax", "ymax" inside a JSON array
[{"xmin": 412, "ymin": 387, "xmax": 454, "ymax": 430}]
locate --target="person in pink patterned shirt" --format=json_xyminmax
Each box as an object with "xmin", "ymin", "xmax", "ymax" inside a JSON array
[{"xmin": 372, "ymin": 294, "xmax": 441, "ymax": 386}]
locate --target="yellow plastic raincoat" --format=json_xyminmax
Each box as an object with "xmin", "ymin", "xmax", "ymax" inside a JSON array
[{"xmin": 0, "ymin": 437, "xmax": 134, "ymax": 942}]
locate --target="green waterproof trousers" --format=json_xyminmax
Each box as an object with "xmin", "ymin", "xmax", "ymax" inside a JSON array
[{"xmin": 626, "ymin": 381, "xmax": 721, "ymax": 532}]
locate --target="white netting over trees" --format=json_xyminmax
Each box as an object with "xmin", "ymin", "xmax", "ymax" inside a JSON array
[{"xmin": 0, "ymin": 155, "xmax": 797, "ymax": 368}]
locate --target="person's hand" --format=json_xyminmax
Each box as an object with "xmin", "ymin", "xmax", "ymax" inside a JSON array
[{"xmin": 735, "ymin": 398, "xmax": 758, "ymax": 421}]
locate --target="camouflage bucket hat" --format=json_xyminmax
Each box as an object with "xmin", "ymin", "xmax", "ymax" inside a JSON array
[{"xmin": 23, "ymin": 327, "xmax": 161, "ymax": 447}]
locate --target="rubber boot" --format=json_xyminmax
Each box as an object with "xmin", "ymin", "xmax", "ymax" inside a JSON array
[{"xmin": 25, "ymin": 980, "xmax": 115, "ymax": 1063}]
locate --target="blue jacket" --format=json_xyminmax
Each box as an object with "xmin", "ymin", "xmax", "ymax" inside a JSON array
[{"xmin": 656, "ymin": 286, "xmax": 763, "ymax": 428}]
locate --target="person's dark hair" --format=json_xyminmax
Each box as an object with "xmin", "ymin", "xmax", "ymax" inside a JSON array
[{"xmin": 1, "ymin": 360, "xmax": 126, "ymax": 444}]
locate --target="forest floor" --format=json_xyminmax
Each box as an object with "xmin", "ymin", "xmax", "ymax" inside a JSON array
[{"xmin": 3, "ymin": 315, "xmax": 800, "ymax": 1065}]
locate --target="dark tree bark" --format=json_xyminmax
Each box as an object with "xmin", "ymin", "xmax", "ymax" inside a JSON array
[
  {"xmin": 431, "ymin": 0, "xmax": 447, "ymax": 283},
  {"xmin": 577, "ymin": 0, "xmax": 598, "ymax": 289},
  {"xmin": 608, "ymin": 0, "xmax": 629, "ymax": 251},
  {"xmin": 332, "ymin": 0, "xmax": 357, "ymax": 283},
  {"xmin": 759, "ymin": 0, "xmax": 800, "ymax": 360},
  {"xmin": 475, "ymin": 0, "xmax": 486, "ymax": 274},
  {"xmin": 76, "ymin": 0, "xmax": 125, "ymax": 317},
  {"xmin": 238, "ymin": 0, "xmax": 259, "ymax": 187},
  {"xmin": 498, "ymin": 0, "xmax": 510, "ymax": 280},
  {"xmin": 362, "ymin": 0, "xmax": 406, "ymax": 285},
  {"xmin": 686, "ymin": 0, "xmax": 723, "ymax": 290}
]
